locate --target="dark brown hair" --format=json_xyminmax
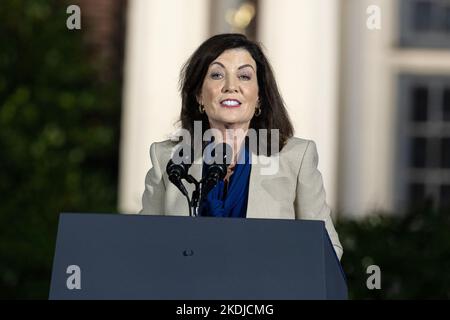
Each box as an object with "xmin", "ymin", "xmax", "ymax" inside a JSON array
[{"xmin": 178, "ymin": 33, "xmax": 294, "ymax": 156}]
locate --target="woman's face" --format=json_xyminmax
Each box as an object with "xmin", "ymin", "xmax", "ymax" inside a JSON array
[{"xmin": 198, "ymin": 48, "xmax": 259, "ymax": 130}]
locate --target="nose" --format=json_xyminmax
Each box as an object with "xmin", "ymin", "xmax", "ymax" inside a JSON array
[{"xmin": 222, "ymin": 77, "xmax": 238, "ymax": 93}]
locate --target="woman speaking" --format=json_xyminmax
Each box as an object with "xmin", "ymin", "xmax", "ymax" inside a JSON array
[{"xmin": 139, "ymin": 33, "xmax": 343, "ymax": 260}]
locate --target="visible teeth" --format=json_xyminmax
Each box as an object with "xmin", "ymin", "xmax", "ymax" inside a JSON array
[{"xmin": 222, "ymin": 100, "xmax": 240, "ymax": 106}]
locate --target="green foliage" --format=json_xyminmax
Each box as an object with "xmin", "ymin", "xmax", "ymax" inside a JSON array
[
  {"xmin": 337, "ymin": 207, "xmax": 450, "ymax": 299},
  {"xmin": 0, "ymin": 0, "xmax": 120, "ymax": 298}
]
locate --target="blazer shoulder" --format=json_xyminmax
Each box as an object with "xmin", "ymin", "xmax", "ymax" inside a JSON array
[
  {"xmin": 275, "ymin": 137, "xmax": 314, "ymax": 176},
  {"xmin": 281, "ymin": 136, "xmax": 313, "ymax": 158},
  {"xmin": 149, "ymin": 139, "xmax": 180, "ymax": 167},
  {"xmin": 151, "ymin": 139, "xmax": 179, "ymax": 150},
  {"xmin": 284, "ymin": 136, "xmax": 311, "ymax": 148}
]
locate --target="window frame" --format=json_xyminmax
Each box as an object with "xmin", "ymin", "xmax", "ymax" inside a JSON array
[
  {"xmin": 399, "ymin": 0, "xmax": 450, "ymax": 49},
  {"xmin": 396, "ymin": 74, "xmax": 450, "ymax": 211}
]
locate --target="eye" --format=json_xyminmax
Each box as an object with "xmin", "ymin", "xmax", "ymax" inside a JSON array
[
  {"xmin": 239, "ymin": 75, "xmax": 251, "ymax": 80},
  {"xmin": 210, "ymin": 72, "xmax": 223, "ymax": 79}
]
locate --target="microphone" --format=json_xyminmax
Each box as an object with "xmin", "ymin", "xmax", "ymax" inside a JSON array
[
  {"xmin": 166, "ymin": 144, "xmax": 193, "ymax": 197},
  {"xmin": 202, "ymin": 142, "xmax": 233, "ymax": 197}
]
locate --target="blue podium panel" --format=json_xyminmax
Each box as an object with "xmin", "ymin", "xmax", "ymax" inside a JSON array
[{"xmin": 49, "ymin": 213, "xmax": 347, "ymax": 300}]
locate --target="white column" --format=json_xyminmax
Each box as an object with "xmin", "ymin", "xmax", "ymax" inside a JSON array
[
  {"xmin": 258, "ymin": 0, "xmax": 340, "ymax": 213},
  {"xmin": 339, "ymin": 0, "xmax": 395, "ymax": 217},
  {"xmin": 119, "ymin": 0, "xmax": 209, "ymax": 213}
]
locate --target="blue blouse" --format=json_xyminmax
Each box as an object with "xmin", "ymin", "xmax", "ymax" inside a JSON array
[{"xmin": 199, "ymin": 140, "xmax": 252, "ymax": 218}]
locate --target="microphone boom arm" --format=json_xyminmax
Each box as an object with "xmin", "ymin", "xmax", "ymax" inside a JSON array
[{"xmin": 184, "ymin": 174, "xmax": 201, "ymax": 216}]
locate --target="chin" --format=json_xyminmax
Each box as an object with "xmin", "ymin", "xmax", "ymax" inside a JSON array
[
  {"xmin": 220, "ymin": 118, "xmax": 252, "ymax": 127},
  {"xmin": 219, "ymin": 115, "xmax": 242, "ymax": 123}
]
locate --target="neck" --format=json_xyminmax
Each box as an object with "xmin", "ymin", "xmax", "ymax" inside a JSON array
[{"xmin": 208, "ymin": 122, "xmax": 249, "ymax": 164}]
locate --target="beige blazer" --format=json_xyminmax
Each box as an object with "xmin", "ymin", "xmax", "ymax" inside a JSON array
[{"xmin": 139, "ymin": 137, "xmax": 343, "ymax": 260}]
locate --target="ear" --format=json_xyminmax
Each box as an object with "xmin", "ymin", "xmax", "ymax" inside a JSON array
[{"xmin": 196, "ymin": 94, "xmax": 202, "ymax": 105}]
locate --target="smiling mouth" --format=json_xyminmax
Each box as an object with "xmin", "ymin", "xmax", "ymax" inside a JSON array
[{"xmin": 220, "ymin": 99, "xmax": 242, "ymax": 108}]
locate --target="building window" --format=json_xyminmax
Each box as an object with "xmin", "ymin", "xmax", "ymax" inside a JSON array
[
  {"xmin": 399, "ymin": 0, "xmax": 450, "ymax": 48},
  {"xmin": 397, "ymin": 75, "xmax": 450, "ymax": 211}
]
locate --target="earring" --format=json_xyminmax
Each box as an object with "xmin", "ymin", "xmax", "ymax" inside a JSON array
[
  {"xmin": 254, "ymin": 102, "xmax": 262, "ymax": 117},
  {"xmin": 198, "ymin": 104, "xmax": 205, "ymax": 114}
]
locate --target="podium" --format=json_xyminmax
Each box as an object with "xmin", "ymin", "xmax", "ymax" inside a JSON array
[{"xmin": 49, "ymin": 213, "xmax": 347, "ymax": 300}]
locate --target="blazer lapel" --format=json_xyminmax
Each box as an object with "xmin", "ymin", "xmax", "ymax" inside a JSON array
[{"xmin": 246, "ymin": 151, "xmax": 277, "ymax": 219}]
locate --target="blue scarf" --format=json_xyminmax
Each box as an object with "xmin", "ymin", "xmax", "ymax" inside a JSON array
[{"xmin": 200, "ymin": 140, "xmax": 251, "ymax": 218}]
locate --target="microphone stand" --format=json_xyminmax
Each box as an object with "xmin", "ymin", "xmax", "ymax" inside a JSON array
[{"xmin": 184, "ymin": 174, "xmax": 202, "ymax": 217}]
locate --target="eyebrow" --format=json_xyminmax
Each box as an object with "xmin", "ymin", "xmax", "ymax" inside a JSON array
[{"xmin": 210, "ymin": 61, "xmax": 255, "ymax": 72}]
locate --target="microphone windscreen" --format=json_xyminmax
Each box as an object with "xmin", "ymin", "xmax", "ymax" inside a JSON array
[{"xmin": 166, "ymin": 143, "xmax": 194, "ymax": 182}]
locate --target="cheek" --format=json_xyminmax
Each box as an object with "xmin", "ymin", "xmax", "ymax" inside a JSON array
[
  {"xmin": 202, "ymin": 82, "xmax": 220, "ymax": 100},
  {"xmin": 244, "ymin": 86, "xmax": 259, "ymax": 103}
]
